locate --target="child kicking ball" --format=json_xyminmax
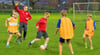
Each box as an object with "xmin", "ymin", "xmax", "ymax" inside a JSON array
[{"xmin": 28, "ymin": 12, "xmax": 50, "ymax": 50}]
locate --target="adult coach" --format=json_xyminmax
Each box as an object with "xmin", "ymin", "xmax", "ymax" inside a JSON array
[{"xmin": 15, "ymin": 3, "xmax": 32, "ymax": 41}]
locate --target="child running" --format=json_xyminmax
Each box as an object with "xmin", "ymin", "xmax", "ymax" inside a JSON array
[
  {"xmin": 83, "ymin": 14, "xmax": 96, "ymax": 50},
  {"xmin": 55, "ymin": 10, "xmax": 76, "ymax": 55},
  {"xmin": 5, "ymin": 12, "xmax": 21, "ymax": 48},
  {"xmin": 28, "ymin": 12, "xmax": 50, "ymax": 50}
]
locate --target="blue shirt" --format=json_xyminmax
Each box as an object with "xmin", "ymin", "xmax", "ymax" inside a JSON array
[{"xmin": 57, "ymin": 19, "xmax": 75, "ymax": 28}]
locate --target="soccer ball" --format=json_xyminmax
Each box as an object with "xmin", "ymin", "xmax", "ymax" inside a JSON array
[{"xmin": 40, "ymin": 45, "xmax": 45, "ymax": 50}]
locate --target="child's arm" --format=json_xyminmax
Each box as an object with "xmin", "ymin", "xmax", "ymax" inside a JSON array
[
  {"xmin": 36, "ymin": 19, "xmax": 43, "ymax": 29},
  {"xmin": 55, "ymin": 28, "xmax": 60, "ymax": 36},
  {"xmin": 5, "ymin": 18, "xmax": 11, "ymax": 27},
  {"xmin": 93, "ymin": 21, "xmax": 96, "ymax": 31},
  {"xmin": 5, "ymin": 19, "xmax": 8, "ymax": 27},
  {"xmin": 26, "ymin": 13, "xmax": 32, "ymax": 21},
  {"xmin": 15, "ymin": 3, "xmax": 21, "ymax": 12},
  {"xmin": 73, "ymin": 26, "xmax": 76, "ymax": 29},
  {"xmin": 72, "ymin": 21, "xmax": 76, "ymax": 30},
  {"xmin": 55, "ymin": 19, "xmax": 61, "ymax": 36},
  {"xmin": 36, "ymin": 20, "xmax": 40, "ymax": 29}
]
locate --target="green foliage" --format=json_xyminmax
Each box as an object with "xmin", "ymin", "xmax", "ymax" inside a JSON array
[{"xmin": 68, "ymin": 8, "xmax": 73, "ymax": 13}]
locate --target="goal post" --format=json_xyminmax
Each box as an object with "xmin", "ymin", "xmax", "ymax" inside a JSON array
[{"xmin": 73, "ymin": 2, "xmax": 100, "ymax": 21}]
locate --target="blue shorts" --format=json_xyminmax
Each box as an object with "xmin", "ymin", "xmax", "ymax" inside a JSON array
[
  {"xmin": 8, "ymin": 31, "xmax": 13, "ymax": 34},
  {"xmin": 59, "ymin": 37, "xmax": 70, "ymax": 43},
  {"xmin": 8, "ymin": 31, "xmax": 17, "ymax": 34}
]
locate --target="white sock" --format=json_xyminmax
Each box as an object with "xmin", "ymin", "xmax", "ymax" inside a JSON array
[
  {"xmin": 31, "ymin": 40, "xmax": 35, "ymax": 44},
  {"xmin": 72, "ymin": 52, "xmax": 74, "ymax": 55},
  {"xmin": 7, "ymin": 42, "xmax": 9, "ymax": 46},
  {"xmin": 85, "ymin": 43, "xmax": 87, "ymax": 46},
  {"xmin": 44, "ymin": 44, "xmax": 47, "ymax": 47}
]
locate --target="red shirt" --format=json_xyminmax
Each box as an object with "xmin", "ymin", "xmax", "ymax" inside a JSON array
[
  {"xmin": 36, "ymin": 18, "xmax": 47, "ymax": 31},
  {"xmin": 15, "ymin": 6, "xmax": 32, "ymax": 24}
]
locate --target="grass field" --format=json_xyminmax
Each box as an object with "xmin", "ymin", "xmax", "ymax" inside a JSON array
[{"xmin": 0, "ymin": 13, "xmax": 100, "ymax": 55}]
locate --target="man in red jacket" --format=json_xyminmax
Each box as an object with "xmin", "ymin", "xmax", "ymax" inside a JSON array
[
  {"xmin": 28, "ymin": 12, "xmax": 50, "ymax": 50},
  {"xmin": 15, "ymin": 3, "xmax": 32, "ymax": 41}
]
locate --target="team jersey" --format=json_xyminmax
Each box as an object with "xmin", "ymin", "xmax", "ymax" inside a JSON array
[
  {"xmin": 84, "ymin": 19, "xmax": 96, "ymax": 37},
  {"xmin": 36, "ymin": 18, "xmax": 47, "ymax": 31},
  {"xmin": 56, "ymin": 18, "xmax": 75, "ymax": 39},
  {"xmin": 7, "ymin": 17, "xmax": 18, "ymax": 33}
]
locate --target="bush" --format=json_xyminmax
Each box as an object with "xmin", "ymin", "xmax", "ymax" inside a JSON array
[{"xmin": 68, "ymin": 8, "xmax": 73, "ymax": 13}]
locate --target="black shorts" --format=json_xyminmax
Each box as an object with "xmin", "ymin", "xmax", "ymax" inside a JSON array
[
  {"xmin": 59, "ymin": 37, "xmax": 70, "ymax": 43},
  {"xmin": 36, "ymin": 31, "xmax": 48, "ymax": 39}
]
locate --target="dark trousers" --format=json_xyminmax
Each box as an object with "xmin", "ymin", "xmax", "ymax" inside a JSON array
[{"xmin": 19, "ymin": 22, "xmax": 27, "ymax": 40}]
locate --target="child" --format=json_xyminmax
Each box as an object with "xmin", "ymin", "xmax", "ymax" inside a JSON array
[
  {"xmin": 83, "ymin": 14, "xmax": 96, "ymax": 50},
  {"xmin": 28, "ymin": 12, "xmax": 50, "ymax": 49},
  {"xmin": 15, "ymin": 3, "xmax": 32, "ymax": 41},
  {"xmin": 5, "ymin": 12, "xmax": 21, "ymax": 48},
  {"xmin": 55, "ymin": 10, "xmax": 76, "ymax": 55}
]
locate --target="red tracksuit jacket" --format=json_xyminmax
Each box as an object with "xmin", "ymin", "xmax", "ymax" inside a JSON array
[
  {"xmin": 36, "ymin": 18, "xmax": 47, "ymax": 32},
  {"xmin": 15, "ymin": 6, "xmax": 32, "ymax": 24}
]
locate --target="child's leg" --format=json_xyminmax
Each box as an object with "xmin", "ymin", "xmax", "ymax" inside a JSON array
[
  {"xmin": 59, "ymin": 42, "xmax": 63, "ymax": 55},
  {"xmin": 31, "ymin": 31, "xmax": 43, "ymax": 44},
  {"xmin": 28, "ymin": 38, "xmax": 40, "ymax": 46},
  {"xmin": 88, "ymin": 36, "xmax": 93, "ymax": 50},
  {"xmin": 16, "ymin": 32, "xmax": 21, "ymax": 44},
  {"xmin": 16, "ymin": 32, "xmax": 21, "ymax": 39},
  {"xmin": 59, "ymin": 37, "xmax": 64, "ymax": 55},
  {"xmin": 44, "ymin": 37, "xmax": 49, "ymax": 48},
  {"xmin": 83, "ymin": 34, "xmax": 86, "ymax": 44},
  {"xmin": 6, "ymin": 34, "xmax": 12, "ymax": 46},
  {"xmin": 83, "ymin": 34, "xmax": 87, "ymax": 48},
  {"xmin": 23, "ymin": 23, "xmax": 27, "ymax": 40},
  {"xmin": 67, "ymin": 40, "xmax": 74, "ymax": 55},
  {"xmin": 19, "ymin": 23, "xmax": 23, "ymax": 42},
  {"xmin": 31, "ymin": 38, "xmax": 40, "ymax": 44}
]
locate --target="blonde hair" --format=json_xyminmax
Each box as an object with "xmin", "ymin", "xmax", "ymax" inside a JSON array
[
  {"xmin": 13, "ymin": 12, "xmax": 18, "ymax": 17},
  {"xmin": 87, "ymin": 14, "xmax": 92, "ymax": 17},
  {"xmin": 61, "ymin": 10, "xmax": 67, "ymax": 16},
  {"xmin": 45, "ymin": 12, "xmax": 50, "ymax": 16},
  {"xmin": 24, "ymin": 5, "xmax": 28, "ymax": 7}
]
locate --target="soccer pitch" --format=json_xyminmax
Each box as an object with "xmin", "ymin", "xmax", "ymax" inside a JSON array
[{"xmin": 0, "ymin": 13, "xmax": 100, "ymax": 55}]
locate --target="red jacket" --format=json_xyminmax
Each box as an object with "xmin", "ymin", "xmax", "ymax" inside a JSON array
[
  {"xmin": 15, "ymin": 6, "xmax": 32, "ymax": 23},
  {"xmin": 36, "ymin": 18, "xmax": 47, "ymax": 31}
]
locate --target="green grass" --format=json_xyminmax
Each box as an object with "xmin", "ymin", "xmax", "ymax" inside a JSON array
[{"xmin": 0, "ymin": 13, "xmax": 100, "ymax": 55}]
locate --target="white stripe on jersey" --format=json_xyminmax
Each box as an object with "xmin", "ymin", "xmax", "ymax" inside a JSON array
[{"xmin": 9, "ymin": 23, "xmax": 18, "ymax": 26}]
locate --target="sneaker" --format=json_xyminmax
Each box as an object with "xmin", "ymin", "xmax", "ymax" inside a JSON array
[
  {"xmin": 19, "ymin": 38, "xmax": 22, "ymax": 42},
  {"xmin": 85, "ymin": 45, "xmax": 88, "ymax": 48},
  {"xmin": 85, "ymin": 43, "xmax": 87, "ymax": 48},
  {"xmin": 90, "ymin": 46, "xmax": 93, "ymax": 50},
  {"xmin": 28, "ymin": 42, "xmax": 32, "ymax": 47},
  {"xmin": 23, "ymin": 38, "xmax": 25, "ymax": 40},
  {"xmin": 16, "ymin": 39, "xmax": 21, "ymax": 45},
  {"xmin": 45, "ymin": 48, "xmax": 48, "ymax": 50},
  {"xmin": 6, "ymin": 45, "xmax": 10, "ymax": 48},
  {"xmin": 72, "ymin": 53, "xmax": 74, "ymax": 55}
]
